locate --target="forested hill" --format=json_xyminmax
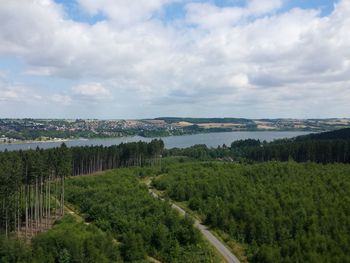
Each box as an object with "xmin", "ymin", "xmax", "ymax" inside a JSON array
[
  {"xmin": 163, "ymin": 128, "xmax": 350, "ymax": 164},
  {"xmin": 237, "ymin": 128, "xmax": 350, "ymax": 163},
  {"xmin": 295, "ymin": 127, "xmax": 350, "ymax": 141}
]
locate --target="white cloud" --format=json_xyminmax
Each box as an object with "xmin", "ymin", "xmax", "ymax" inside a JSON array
[
  {"xmin": 77, "ymin": 0, "xmax": 176, "ymax": 24},
  {"xmin": 185, "ymin": 0, "xmax": 283, "ymax": 29},
  {"xmin": 0, "ymin": 0, "xmax": 349, "ymax": 118},
  {"xmin": 72, "ymin": 83, "xmax": 111, "ymax": 101},
  {"xmin": 50, "ymin": 94, "xmax": 72, "ymax": 105},
  {"xmin": 185, "ymin": 3, "xmax": 243, "ymax": 29},
  {"xmin": 247, "ymin": 0, "xmax": 283, "ymax": 15},
  {"xmin": 0, "ymin": 85, "xmax": 41, "ymax": 103}
]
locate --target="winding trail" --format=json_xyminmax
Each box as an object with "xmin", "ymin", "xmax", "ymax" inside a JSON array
[{"xmin": 146, "ymin": 180, "xmax": 241, "ymax": 263}]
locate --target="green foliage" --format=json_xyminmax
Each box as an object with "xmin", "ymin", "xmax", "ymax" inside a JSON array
[
  {"xmin": 0, "ymin": 234, "xmax": 32, "ymax": 263},
  {"xmin": 0, "ymin": 140, "xmax": 164, "ymax": 236},
  {"xmin": 65, "ymin": 169, "xmax": 219, "ymax": 263},
  {"xmin": 31, "ymin": 215, "xmax": 120, "ymax": 263},
  {"xmin": 243, "ymin": 138, "xmax": 350, "ymax": 163},
  {"xmin": 71, "ymin": 139, "xmax": 164, "ymax": 175},
  {"xmin": 296, "ymin": 127, "xmax": 350, "ymax": 140},
  {"xmin": 121, "ymin": 232, "xmax": 146, "ymax": 261},
  {"xmin": 164, "ymin": 144, "xmax": 232, "ymax": 160},
  {"xmin": 164, "ymin": 128, "xmax": 350, "ymax": 164},
  {"xmin": 153, "ymin": 161, "xmax": 350, "ymax": 262},
  {"xmin": 0, "ymin": 215, "xmax": 120, "ymax": 263},
  {"xmin": 239, "ymin": 128, "xmax": 350, "ymax": 163}
]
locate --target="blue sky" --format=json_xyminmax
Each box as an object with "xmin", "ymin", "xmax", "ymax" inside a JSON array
[
  {"xmin": 0, "ymin": 0, "xmax": 348, "ymax": 119},
  {"xmin": 54, "ymin": 0, "xmax": 339, "ymax": 23}
]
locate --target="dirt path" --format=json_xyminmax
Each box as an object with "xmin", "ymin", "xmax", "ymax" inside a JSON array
[{"xmin": 145, "ymin": 179, "xmax": 240, "ymax": 263}]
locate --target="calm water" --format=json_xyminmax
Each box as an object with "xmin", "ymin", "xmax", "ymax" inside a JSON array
[{"xmin": 0, "ymin": 131, "xmax": 311, "ymax": 151}]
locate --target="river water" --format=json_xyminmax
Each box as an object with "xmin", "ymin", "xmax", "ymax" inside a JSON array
[{"xmin": 0, "ymin": 131, "xmax": 312, "ymax": 151}]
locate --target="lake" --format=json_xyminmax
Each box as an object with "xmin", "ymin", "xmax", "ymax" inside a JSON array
[{"xmin": 0, "ymin": 131, "xmax": 312, "ymax": 152}]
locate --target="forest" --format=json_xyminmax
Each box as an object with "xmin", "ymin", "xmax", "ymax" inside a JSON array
[
  {"xmin": 164, "ymin": 128, "xmax": 350, "ymax": 164},
  {"xmin": 64, "ymin": 169, "xmax": 219, "ymax": 262},
  {"xmin": 0, "ymin": 139, "xmax": 164, "ymax": 236},
  {"xmin": 152, "ymin": 160, "xmax": 350, "ymax": 263},
  {"xmin": 0, "ymin": 215, "xmax": 121, "ymax": 262},
  {"xmin": 0, "ymin": 140, "xmax": 165, "ymax": 262},
  {"xmin": 1, "ymin": 167, "xmax": 219, "ymax": 262},
  {"xmin": 235, "ymin": 128, "xmax": 350, "ymax": 163},
  {"xmin": 1, "ymin": 128, "xmax": 350, "ymax": 262}
]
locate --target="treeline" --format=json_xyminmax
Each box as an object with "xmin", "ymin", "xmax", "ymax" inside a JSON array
[
  {"xmin": 0, "ymin": 145, "xmax": 70, "ymax": 240},
  {"xmin": 71, "ymin": 139, "xmax": 164, "ymax": 176},
  {"xmin": 295, "ymin": 127, "xmax": 350, "ymax": 141},
  {"xmin": 234, "ymin": 128, "xmax": 350, "ymax": 163},
  {"xmin": 152, "ymin": 161, "xmax": 350, "ymax": 262},
  {"xmin": 0, "ymin": 139, "xmax": 164, "ymax": 238},
  {"xmin": 164, "ymin": 128, "xmax": 350, "ymax": 164},
  {"xmin": 241, "ymin": 139, "xmax": 350, "ymax": 163},
  {"xmin": 164, "ymin": 144, "xmax": 232, "ymax": 160}
]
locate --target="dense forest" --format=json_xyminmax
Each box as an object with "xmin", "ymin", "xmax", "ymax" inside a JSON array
[
  {"xmin": 0, "ymin": 215, "xmax": 121, "ymax": 262},
  {"xmin": 71, "ymin": 139, "xmax": 164, "ymax": 176},
  {"xmin": 235, "ymin": 128, "xmax": 350, "ymax": 163},
  {"xmin": 152, "ymin": 160, "xmax": 350, "ymax": 263},
  {"xmin": 0, "ymin": 139, "xmax": 165, "ymax": 262},
  {"xmin": 0, "ymin": 145, "xmax": 70, "ymax": 240},
  {"xmin": 164, "ymin": 128, "xmax": 350, "ymax": 164},
  {"xmin": 64, "ymin": 169, "xmax": 220, "ymax": 262},
  {"xmin": 1, "ymin": 167, "xmax": 219, "ymax": 262},
  {"xmin": 2, "ymin": 128, "xmax": 350, "ymax": 262}
]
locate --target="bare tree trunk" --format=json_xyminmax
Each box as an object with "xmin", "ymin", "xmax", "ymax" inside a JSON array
[
  {"xmin": 45, "ymin": 176, "xmax": 48, "ymax": 229},
  {"xmin": 35, "ymin": 177, "xmax": 38, "ymax": 232},
  {"xmin": 40, "ymin": 175, "xmax": 43, "ymax": 231},
  {"xmin": 25, "ymin": 184, "xmax": 28, "ymax": 241},
  {"xmin": 5, "ymin": 205, "xmax": 8, "ymax": 238},
  {"xmin": 54, "ymin": 173, "xmax": 57, "ymax": 218},
  {"xmin": 17, "ymin": 187, "xmax": 20, "ymax": 237},
  {"xmin": 31, "ymin": 184, "xmax": 34, "ymax": 237},
  {"xmin": 48, "ymin": 171, "xmax": 51, "ymax": 224},
  {"xmin": 61, "ymin": 176, "xmax": 64, "ymax": 216}
]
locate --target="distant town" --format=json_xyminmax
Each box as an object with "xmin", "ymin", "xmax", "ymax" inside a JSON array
[{"xmin": 1, "ymin": 117, "xmax": 350, "ymax": 143}]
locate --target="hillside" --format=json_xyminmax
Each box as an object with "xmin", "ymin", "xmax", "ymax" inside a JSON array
[
  {"xmin": 295, "ymin": 127, "xmax": 350, "ymax": 141},
  {"xmin": 1, "ymin": 118, "xmax": 350, "ymax": 142}
]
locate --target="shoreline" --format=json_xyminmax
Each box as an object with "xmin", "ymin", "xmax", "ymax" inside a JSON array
[
  {"xmin": 0, "ymin": 129, "xmax": 317, "ymax": 146},
  {"xmin": 0, "ymin": 138, "xmax": 71, "ymax": 145}
]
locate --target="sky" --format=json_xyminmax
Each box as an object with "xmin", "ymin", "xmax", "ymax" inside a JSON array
[{"xmin": 0, "ymin": 0, "xmax": 349, "ymax": 119}]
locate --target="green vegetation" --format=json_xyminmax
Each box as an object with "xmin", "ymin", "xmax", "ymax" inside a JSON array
[
  {"xmin": 0, "ymin": 234, "xmax": 31, "ymax": 262},
  {"xmin": 163, "ymin": 128, "xmax": 350, "ymax": 164},
  {"xmin": 152, "ymin": 160, "xmax": 350, "ymax": 263},
  {"xmin": 2, "ymin": 128, "xmax": 350, "ymax": 263},
  {"xmin": 0, "ymin": 215, "xmax": 121, "ymax": 263},
  {"xmin": 0, "ymin": 140, "xmax": 165, "ymax": 262},
  {"xmin": 0, "ymin": 140, "xmax": 164, "ymax": 239},
  {"xmin": 65, "ymin": 169, "xmax": 220, "ymax": 263},
  {"xmin": 234, "ymin": 128, "xmax": 350, "ymax": 163},
  {"xmin": 0, "ymin": 145, "xmax": 70, "ymax": 239},
  {"xmin": 32, "ymin": 215, "xmax": 120, "ymax": 263},
  {"xmin": 164, "ymin": 144, "xmax": 232, "ymax": 161}
]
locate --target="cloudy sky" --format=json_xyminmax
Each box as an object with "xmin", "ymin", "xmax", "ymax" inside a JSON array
[{"xmin": 0, "ymin": 0, "xmax": 349, "ymax": 119}]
